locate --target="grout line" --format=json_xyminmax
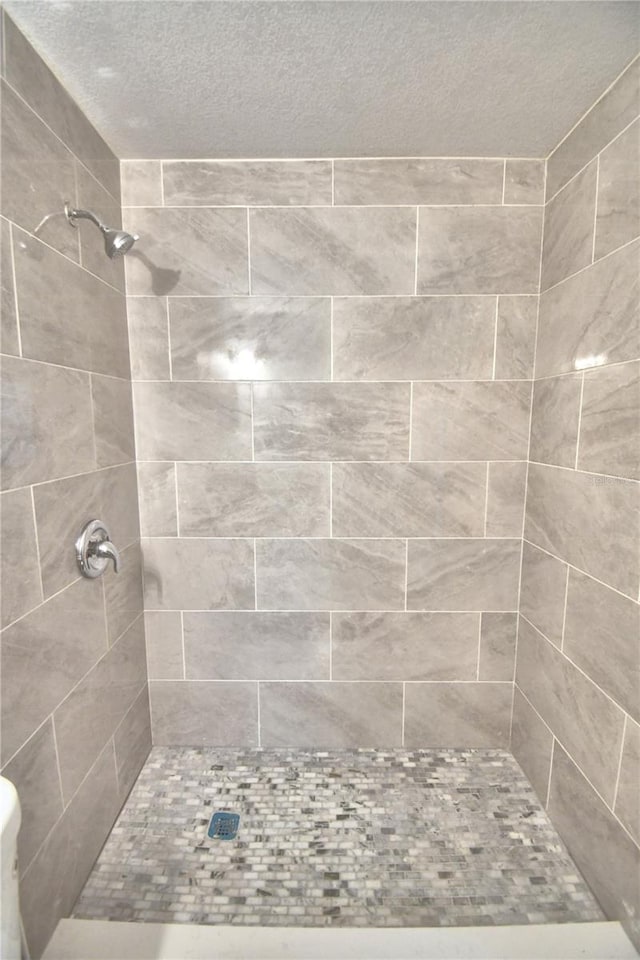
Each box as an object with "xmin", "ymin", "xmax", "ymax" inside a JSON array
[
  {"xmin": 87, "ymin": 372, "xmax": 99, "ymax": 467},
  {"xmin": 142, "ymin": 608, "xmax": 518, "ymax": 614},
  {"xmin": 159, "ymin": 160, "xmax": 165, "ymax": 206},
  {"xmin": 123, "ymin": 155, "xmax": 546, "ymax": 163},
  {"xmin": 491, "ymin": 296, "xmax": 499, "ymax": 379},
  {"xmin": 123, "ymin": 292, "xmax": 540, "ymax": 300},
  {"xmin": 137, "ymin": 535, "xmax": 526, "ymax": 541},
  {"xmin": 7, "ymin": 222, "xmax": 23, "ymax": 356},
  {"xmin": 560, "ymin": 564, "xmax": 570, "ymax": 653},
  {"xmin": 521, "ymin": 537, "xmax": 639, "ymax": 603},
  {"xmin": 591, "ymin": 155, "xmax": 600, "ymax": 264},
  {"xmin": 483, "ymin": 461, "xmax": 490, "ymax": 537},
  {"xmin": 541, "ymin": 234, "xmax": 638, "ymax": 295},
  {"xmin": 149, "ymin": 677, "xmax": 513, "ymax": 685},
  {"xmin": 501, "ymin": 159, "xmax": 507, "ymax": 204},
  {"xmin": 121, "ymin": 201, "xmax": 543, "ymax": 211},
  {"xmin": 179, "ymin": 611, "xmax": 186, "ymax": 679},
  {"xmin": 574, "ymin": 374, "xmax": 585, "ymax": 471},
  {"xmin": 174, "ymin": 461, "xmax": 181, "ymax": 538},
  {"xmin": 401, "ymin": 682, "xmax": 406, "ymax": 747},
  {"xmin": 476, "ymin": 613, "xmax": 482, "ymax": 681},
  {"xmin": 256, "ymin": 682, "xmax": 261, "ymax": 748},
  {"xmin": 414, "ymin": 207, "xmax": 419, "ymax": 295},
  {"xmin": 50, "ymin": 716, "xmax": 65, "ymax": 813},
  {"xmin": 527, "ymin": 458, "xmax": 638, "ymax": 484},
  {"xmin": 110, "ymin": 736, "xmax": 120, "ymax": 802},
  {"xmin": 612, "ymin": 713, "xmax": 628, "ymax": 811},
  {"xmin": 544, "ymin": 737, "xmax": 556, "ymax": 808},
  {"xmin": 253, "ymin": 539, "xmax": 258, "ymax": 610},
  {"xmin": 246, "ymin": 208, "xmax": 252, "ymax": 295},
  {"xmin": 329, "ymin": 611, "xmax": 333, "ymax": 681},
  {"xmin": 29, "ymin": 486, "xmax": 45, "ymax": 604},
  {"xmin": 166, "ymin": 297, "xmax": 173, "ymax": 381},
  {"xmin": 250, "ymin": 383, "xmax": 255, "ymax": 461},
  {"xmin": 329, "ymin": 462, "xmax": 333, "ymax": 537},
  {"xmin": 0, "ymin": 349, "xmax": 132, "ymax": 384},
  {"xmin": 404, "ymin": 539, "xmax": 409, "ymax": 611}
]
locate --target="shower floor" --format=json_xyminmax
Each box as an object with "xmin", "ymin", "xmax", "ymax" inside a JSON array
[{"xmin": 73, "ymin": 747, "xmax": 603, "ymax": 929}]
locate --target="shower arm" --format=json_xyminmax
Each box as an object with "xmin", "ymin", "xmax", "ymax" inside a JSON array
[{"xmin": 65, "ymin": 203, "xmax": 108, "ymax": 233}]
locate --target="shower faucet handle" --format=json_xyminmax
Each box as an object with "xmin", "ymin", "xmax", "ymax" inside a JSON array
[{"xmin": 76, "ymin": 519, "xmax": 121, "ymax": 579}]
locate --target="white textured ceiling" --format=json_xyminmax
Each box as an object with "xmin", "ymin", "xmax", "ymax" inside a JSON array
[{"xmin": 4, "ymin": 0, "xmax": 640, "ymax": 159}]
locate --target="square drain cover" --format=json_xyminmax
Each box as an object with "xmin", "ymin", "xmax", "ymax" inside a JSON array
[{"xmin": 208, "ymin": 811, "xmax": 240, "ymax": 840}]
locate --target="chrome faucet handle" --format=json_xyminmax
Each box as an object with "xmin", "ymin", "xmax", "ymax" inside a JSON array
[{"xmin": 76, "ymin": 519, "xmax": 121, "ymax": 579}]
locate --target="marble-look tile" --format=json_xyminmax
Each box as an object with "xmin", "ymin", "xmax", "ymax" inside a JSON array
[
  {"xmin": 411, "ymin": 381, "xmax": 531, "ymax": 461},
  {"xmin": 177, "ymin": 462, "xmax": 329, "ymax": 537},
  {"xmin": 516, "ymin": 618, "xmax": 625, "ymax": 805},
  {"xmin": 169, "ymin": 297, "xmax": 331, "ymax": 381},
  {"xmin": 536, "ymin": 235, "xmax": 639, "ymax": 379},
  {"xmin": 143, "ymin": 537, "xmax": 254, "ymax": 611},
  {"xmin": 113, "ymin": 687, "xmax": 152, "ymax": 801},
  {"xmin": 260, "ymin": 682, "xmax": 403, "ymax": 748},
  {"xmin": 103, "ymin": 542, "xmax": 144, "ymax": 644},
  {"xmin": 564, "ymin": 568, "xmax": 640, "ymax": 722},
  {"xmin": 485, "ymin": 462, "xmax": 528, "ymax": 537},
  {"xmin": 3, "ymin": 15, "xmax": 120, "ymax": 200},
  {"xmin": 91, "ymin": 375, "xmax": 135, "ymax": 468},
  {"xmin": 0, "ymin": 80, "xmax": 78, "ymax": 262},
  {"xmin": 503, "ymin": 159, "xmax": 545, "ymax": 205},
  {"xmin": 417, "ymin": 206, "xmax": 542, "ymax": 294},
  {"xmin": 541, "ymin": 161, "xmax": 597, "ymax": 291},
  {"xmin": 1, "ymin": 219, "xmax": 20, "ymax": 356},
  {"xmin": 1, "ymin": 355, "xmax": 94, "ymax": 490},
  {"xmin": 19, "ymin": 742, "xmax": 120, "ymax": 959},
  {"xmin": 256, "ymin": 538, "xmax": 405, "ymax": 611},
  {"xmin": 615, "ymin": 717, "xmax": 640, "ymax": 846},
  {"xmin": 331, "ymin": 612, "xmax": 479, "ymax": 681},
  {"xmin": 332, "ymin": 296, "xmax": 495, "ymax": 381},
  {"xmin": 547, "ymin": 743, "xmax": 640, "ymax": 940},
  {"xmin": 123, "ymin": 208, "xmax": 248, "ymax": 296},
  {"xmin": 163, "ymin": 160, "xmax": 332, "ymax": 205},
  {"xmin": 525, "ymin": 462, "xmax": 639, "ymax": 597},
  {"xmin": 133, "ymin": 381, "xmax": 252, "ymax": 460},
  {"xmin": 510, "ymin": 687, "xmax": 554, "ymax": 803},
  {"xmin": 75, "ymin": 162, "xmax": 125, "ymax": 292},
  {"xmin": 596, "ymin": 118, "xmax": 640, "ymax": 259},
  {"xmin": 137, "ymin": 462, "xmax": 178, "ymax": 537},
  {"xmin": 494, "ymin": 296, "xmax": 537, "ymax": 380},
  {"xmin": 407, "ymin": 539, "xmax": 521, "ymax": 611},
  {"xmin": 97, "ymin": 462, "xmax": 141, "ymax": 566},
  {"xmin": 184, "ymin": 612, "xmax": 330, "ymax": 681},
  {"xmin": 53, "ymin": 618, "xmax": 146, "ymax": 802},
  {"xmin": 127, "ymin": 297, "xmax": 170, "ymax": 380},
  {"xmin": 578, "ymin": 361, "xmax": 640, "ymax": 479},
  {"xmin": 1, "ymin": 718, "xmax": 63, "ymax": 871},
  {"xmin": 250, "ymin": 207, "xmax": 416, "ymax": 295},
  {"xmin": 529, "ymin": 374, "xmax": 582, "ymax": 467},
  {"xmin": 145, "ymin": 611, "xmax": 183, "ymax": 680},
  {"xmin": 333, "ymin": 158, "xmax": 503, "ymax": 205},
  {"xmin": 150, "ymin": 681, "xmax": 258, "ymax": 746},
  {"xmin": 546, "ymin": 56, "xmax": 640, "ymax": 200},
  {"xmin": 404, "ymin": 682, "xmax": 512, "ymax": 748},
  {"xmin": 519, "ymin": 541, "xmax": 567, "ymax": 647},
  {"xmin": 0, "ymin": 488, "xmax": 42, "ymax": 628},
  {"xmin": 253, "ymin": 382, "xmax": 410, "ymax": 461},
  {"xmin": 332, "ymin": 462, "xmax": 485, "ymax": 538},
  {"xmin": 13, "ymin": 229, "xmax": 130, "ymax": 378},
  {"xmin": 120, "ymin": 161, "xmax": 163, "ymax": 207},
  {"xmin": 0, "ymin": 578, "xmax": 107, "ymax": 764},
  {"xmin": 479, "ymin": 612, "xmax": 517, "ymax": 681}
]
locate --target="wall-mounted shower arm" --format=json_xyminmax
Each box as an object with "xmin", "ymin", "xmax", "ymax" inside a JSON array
[{"xmin": 64, "ymin": 201, "xmax": 139, "ymax": 258}]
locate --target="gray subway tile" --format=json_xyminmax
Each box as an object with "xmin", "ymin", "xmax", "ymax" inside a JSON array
[
  {"xmin": 150, "ymin": 681, "xmax": 258, "ymax": 746},
  {"xmin": 1, "ymin": 219, "xmax": 20, "ymax": 356},
  {"xmin": 91, "ymin": 374, "xmax": 135, "ymax": 468},
  {"xmin": 615, "ymin": 717, "xmax": 640, "ymax": 846},
  {"xmin": 596, "ymin": 118, "xmax": 640, "ymax": 259},
  {"xmin": 127, "ymin": 297, "xmax": 170, "ymax": 380},
  {"xmin": 404, "ymin": 682, "xmax": 512, "ymax": 748},
  {"xmin": 479, "ymin": 612, "xmax": 517, "ymax": 681},
  {"xmin": 137, "ymin": 462, "xmax": 178, "ymax": 537},
  {"xmin": 494, "ymin": 296, "xmax": 537, "ymax": 380},
  {"xmin": 578, "ymin": 360, "xmax": 640, "ymax": 479},
  {"xmin": 163, "ymin": 160, "xmax": 332, "ymax": 205},
  {"xmin": 485, "ymin": 462, "xmax": 528, "ymax": 537},
  {"xmin": 529, "ymin": 374, "xmax": 582, "ymax": 468},
  {"xmin": 113, "ymin": 686, "xmax": 152, "ymax": 801},
  {"xmin": 407, "ymin": 539, "xmax": 521, "ymax": 611},
  {"xmin": 0, "ymin": 488, "xmax": 42, "ymax": 628},
  {"xmin": 503, "ymin": 159, "xmax": 545, "ymax": 205},
  {"xmin": 143, "ymin": 537, "xmax": 255, "ymax": 611},
  {"xmin": 541, "ymin": 161, "xmax": 597, "ymax": 291},
  {"xmin": 145, "ymin": 611, "xmax": 183, "ymax": 680},
  {"xmin": 510, "ymin": 687, "xmax": 554, "ymax": 803},
  {"xmin": 120, "ymin": 161, "xmax": 163, "ymax": 207},
  {"xmin": 519, "ymin": 541, "xmax": 567, "ymax": 647},
  {"xmin": 333, "ymin": 158, "xmax": 503, "ymax": 205}
]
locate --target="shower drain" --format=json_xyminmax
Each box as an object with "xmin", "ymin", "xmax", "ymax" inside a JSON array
[{"xmin": 208, "ymin": 811, "xmax": 240, "ymax": 840}]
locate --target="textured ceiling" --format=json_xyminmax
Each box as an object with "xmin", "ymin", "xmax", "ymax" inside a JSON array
[{"xmin": 4, "ymin": 1, "xmax": 640, "ymax": 159}]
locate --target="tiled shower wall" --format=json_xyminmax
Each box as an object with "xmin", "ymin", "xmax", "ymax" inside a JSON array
[
  {"xmin": 0, "ymin": 15, "xmax": 151, "ymax": 957},
  {"xmin": 122, "ymin": 155, "xmax": 544, "ymax": 750},
  {"xmin": 511, "ymin": 55, "xmax": 640, "ymax": 945}
]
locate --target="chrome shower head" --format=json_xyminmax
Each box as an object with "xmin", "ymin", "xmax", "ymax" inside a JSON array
[{"xmin": 65, "ymin": 202, "xmax": 138, "ymax": 258}]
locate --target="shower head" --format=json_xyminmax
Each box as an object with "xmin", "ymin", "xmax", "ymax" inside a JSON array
[{"xmin": 65, "ymin": 202, "xmax": 138, "ymax": 258}]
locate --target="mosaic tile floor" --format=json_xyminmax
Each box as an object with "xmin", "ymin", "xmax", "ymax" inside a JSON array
[{"xmin": 74, "ymin": 747, "xmax": 604, "ymax": 928}]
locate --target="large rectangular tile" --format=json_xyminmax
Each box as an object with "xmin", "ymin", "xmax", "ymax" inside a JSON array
[
  {"xmin": 253, "ymin": 382, "xmax": 410, "ymax": 461},
  {"xmin": 332, "ymin": 612, "xmax": 479, "ymax": 681},
  {"xmin": 525, "ymin": 462, "xmax": 639, "ymax": 597},
  {"xmin": 520, "ymin": 541, "xmax": 567, "ymax": 647},
  {"xmin": 404, "ymin": 682, "xmax": 512, "ymax": 748},
  {"xmin": 53, "ymin": 617, "xmax": 146, "ymax": 803},
  {"xmin": 184, "ymin": 612, "xmax": 329, "ymax": 680},
  {"xmin": 333, "ymin": 158, "xmax": 503, "ymax": 205},
  {"xmin": 0, "ymin": 488, "xmax": 42, "ymax": 628},
  {"xmin": 113, "ymin": 686, "xmax": 152, "ymax": 801},
  {"xmin": 13, "ymin": 230, "xmax": 130, "ymax": 377},
  {"xmin": 91, "ymin": 375, "xmax": 135, "ymax": 469},
  {"xmin": 411, "ymin": 381, "xmax": 531, "ymax": 460},
  {"xmin": 578, "ymin": 361, "xmax": 640, "ymax": 479},
  {"xmin": 126, "ymin": 297, "xmax": 170, "ymax": 380},
  {"xmin": 596, "ymin": 118, "xmax": 640, "ymax": 259},
  {"xmin": 163, "ymin": 160, "xmax": 332, "ymax": 205},
  {"xmin": 546, "ymin": 56, "xmax": 640, "ymax": 199},
  {"xmin": 145, "ymin": 611, "xmax": 183, "ymax": 680},
  {"xmin": 0, "ymin": 578, "xmax": 107, "ymax": 764},
  {"xmin": 120, "ymin": 161, "xmax": 163, "ymax": 207},
  {"xmin": 1, "ymin": 218, "xmax": 20, "ymax": 356},
  {"xmin": 332, "ymin": 462, "xmax": 485, "ymax": 538},
  {"xmin": 332, "ymin": 296, "xmax": 495, "ymax": 380},
  {"xmin": 134, "ymin": 381, "xmax": 252, "ymax": 460},
  {"xmin": 529, "ymin": 374, "xmax": 582, "ymax": 467},
  {"xmin": 250, "ymin": 207, "xmax": 416, "ymax": 295},
  {"xmin": 564, "ymin": 568, "xmax": 640, "ymax": 721},
  {"xmin": 478, "ymin": 612, "xmax": 517, "ymax": 681},
  {"xmin": 177, "ymin": 462, "xmax": 329, "ymax": 537},
  {"xmin": 1, "ymin": 355, "xmax": 94, "ymax": 489},
  {"xmin": 407, "ymin": 539, "xmax": 521, "ymax": 611},
  {"xmin": 510, "ymin": 687, "xmax": 554, "ymax": 803},
  {"xmin": 169, "ymin": 297, "xmax": 330, "ymax": 381},
  {"xmin": 515, "ymin": 617, "xmax": 625, "ymax": 805},
  {"xmin": 76, "ymin": 162, "xmax": 125, "ymax": 292},
  {"xmin": 536, "ymin": 239, "xmax": 640, "ymax": 378},
  {"xmin": 103, "ymin": 542, "xmax": 144, "ymax": 644},
  {"xmin": 547, "ymin": 743, "xmax": 640, "ymax": 943},
  {"xmin": 494, "ymin": 296, "xmax": 537, "ymax": 380},
  {"xmin": 541, "ymin": 161, "xmax": 597, "ymax": 291},
  {"xmin": 615, "ymin": 717, "xmax": 640, "ymax": 846},
  {"xmin": 143, "ymin": 538, "xmax": 254, "ymax": 611},
  {"xmin": 485, "ymin": 462, "xmax": 527, "ymax": 538},
  {"xmin": 149, "ymin": 681, "xmax": 258, "ymax": 746},
  {"xmin": 256, "ymin": 538, "xmax": 405, "ymax": 611},
  {"xmin": 137, "ymin": 462, "xmax": 178, "ymax": 537},
  {"xmin": 417, "ymin": 207, "xmax": 542, "ymax": 294},
  {"xmin": 123, "ymin": 208, "xmax": 248, "ymax": 296},
  {"xmin": 260, "ymin": 682, "xmax": 403, "ymax": 748}
]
